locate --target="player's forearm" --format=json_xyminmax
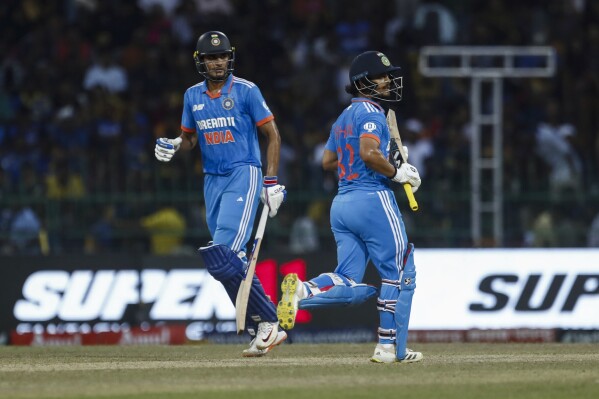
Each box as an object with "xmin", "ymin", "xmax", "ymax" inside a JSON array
[
  {"xmin": 362, "ymin": 149, "xmax": 396, "ymax": 178},
  {"xmin": 264, "ymin": 140, "xmax": 280, "ymax": 177},
  {"xmin": 260, "ymin": 121, "xmax": 281, "ymax": 177},
  {"xmin": 178, "ymin": 132, "xmax": 197, "ymax": 151}
]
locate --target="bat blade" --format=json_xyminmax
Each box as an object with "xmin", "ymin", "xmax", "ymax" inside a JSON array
[
  {"xmin": 235, "ymin": 205, "xmax": 269, "ymax": 334},
  {"xmin": 387, "ymin": 109, "xmax": 419, "ymax": 211}
]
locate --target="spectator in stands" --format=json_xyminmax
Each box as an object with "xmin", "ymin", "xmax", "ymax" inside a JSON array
[
  {"xmin": 413, "ymin": 0, "xmax": 457, "ymax": 45},
  {"xmin": 289, "ymin": 201, "xmax": 324, "ymax": 254},
  {"xmin": 138, "ymin": 0, "xmax": 181, "ymax": 17},
  {"xmin": 140, "ymin": 206, "xmax": 186, "ymax": 255},
  {"xmin": 587, "ymin": 212, "xmax": 599, "ymax": 247},
  {"xmin": 83, "ymin": 49, "xmax": 128, "ymax": 93},
  {"xmin": 195, "ymin": 0, "xmax": 234, "ymax": 20},
  {"xmin": 8, "ymin": 205, "xmax": 42, "ymax": 254},
  {"xmin": 334, "ymin": 6, "xmax": 371, "ymax": 56},
  {"xmin": 85, "ymin": 205, "xmax": 117, "ymax": 254},
  {"xmin": 534, "ymin": 100, "xmax": 583, "ymax": 199},
  {"xmin": 531, "ymin": 210, "xmax": 557, "ymax": 247},
  {"xmin": 45, "ymin": 159, "xmax": 85, "ymax": 199},
  {"xmin": 0, "ymin": 0, "xmax": 597, "ymax": 251},
  {"xmin": 401, "ymin": 118, "xmax": 434, "ymax": 179}
]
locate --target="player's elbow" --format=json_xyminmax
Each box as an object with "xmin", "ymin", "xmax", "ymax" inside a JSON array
[
  {"xmin": 322, "ymin": 150, "xmax": 337, "ymax": 171},
  {"xmin": 360, "ymin": 148, "xmax": 378, "ymax": 168},
  {"xmin": 322, "ymin": 160, "xmax": 337, "ymax": 171}
]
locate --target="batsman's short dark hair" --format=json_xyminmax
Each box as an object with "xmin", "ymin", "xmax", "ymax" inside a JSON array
[{"xmin": 345, "ymin": 83, "xmax": 359, "ymax": 96}]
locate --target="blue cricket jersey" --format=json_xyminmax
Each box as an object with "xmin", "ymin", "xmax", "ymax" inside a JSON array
[
  {"xmin": 325, "ymin": 97, "xmax": 392, "ymax": 193},
  {"xmin": 181, "ymin": 74, "xmax": 274, "ymax": 175}
]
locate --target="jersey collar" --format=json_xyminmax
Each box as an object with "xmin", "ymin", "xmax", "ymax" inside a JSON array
[
  {"xmin": 351, "ymin": 97, "xmax": 384, "ymax": 113},
  {"xmin": 202, "ymin": 74, "xmax": 235, "ymax": 98}
]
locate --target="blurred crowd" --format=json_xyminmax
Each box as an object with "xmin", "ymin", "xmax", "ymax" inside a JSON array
[{"xmin": 0, "ymin": 0, "xmax": 598, "ymax": 254}]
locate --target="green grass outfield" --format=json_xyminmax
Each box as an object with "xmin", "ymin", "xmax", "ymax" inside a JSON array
[{"xmin": 1, "ymin": 343, "xmax": 598, "ymax": 399}]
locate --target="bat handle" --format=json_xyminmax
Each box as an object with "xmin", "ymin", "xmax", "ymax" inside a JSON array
[{"xmin": 402, "ymin": 183, "xmax": 419, "ymax": 211}]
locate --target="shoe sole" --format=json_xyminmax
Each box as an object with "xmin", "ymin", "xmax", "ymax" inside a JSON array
[
  {"xmin": 370, "ymin": 353, "xmax": 423, "ymax": 364},
  {"xmin": 370, "ymin": 357, "xmax": 388, "ymax": 363},
  {"xmin": 277, "ymin": 274, "xmax": 299, "ymax": 330},
  {"xmin": 242, "ymin": 332, "xmax": 288, "ymax": 358},
  {"xmin": 399, "ymin": 353, "xmax": 423, "ymax": 363}
]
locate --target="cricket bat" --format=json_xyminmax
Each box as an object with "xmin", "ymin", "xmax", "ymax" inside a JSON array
[
  {"xmin": 387, "ymin": 109, "xmax": 419, "ymax": 211},
  {"xmin": 235, "ymin": 204, "xmax": 269, "ymax": 334}
]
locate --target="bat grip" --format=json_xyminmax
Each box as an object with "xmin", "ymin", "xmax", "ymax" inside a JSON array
[{"xmin": 402, "ymin": 183, "xmax": 419, "ymax": 211}]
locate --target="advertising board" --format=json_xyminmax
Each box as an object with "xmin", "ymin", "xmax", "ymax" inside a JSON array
[{"xmin": 1, "ymin": 249, "xmax": 597, "ymax": 344}]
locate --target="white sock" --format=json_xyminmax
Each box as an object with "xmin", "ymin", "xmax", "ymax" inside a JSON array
[{"xmin": 298, "ymin": 282, "xmax": 308, "ymax": 299}]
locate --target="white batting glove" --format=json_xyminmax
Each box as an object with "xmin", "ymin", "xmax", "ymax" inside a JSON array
[
  {"xmin": 391, "ymin": 162, "xmax": 421, "ymax": 193},
  {"xmin": 155, "ymin": 137, "xmax": 182, "ymax": 162},
  {"xmin": 260, "ymin": 176, "xmax": 286, "ymax": 217}
]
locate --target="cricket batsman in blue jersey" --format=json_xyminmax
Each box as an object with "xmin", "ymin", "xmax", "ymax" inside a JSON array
[
  {"xmin": 154, "ymin": 31, "xmax": 287, "ymax": 357},
  {"xmin": 277, "ymin": 51, "xmax": 423, "ymax": 363}
]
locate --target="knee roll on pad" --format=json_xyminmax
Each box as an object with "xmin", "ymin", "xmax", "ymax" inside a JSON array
[
  {"xmin": 198, "ymin": 244, "xmax": 277, "ymax": 325},
  {"xmin": 198, "ymin": 244, "xmax": 244, "ymax": 281},
  {"xmin": 298, "ymin": 284, "xmax": 378, "ymax": 309}
]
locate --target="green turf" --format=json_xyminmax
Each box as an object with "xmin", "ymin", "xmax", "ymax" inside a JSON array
[{"xmin": 1, "ymin": 343, "xmax": 598, "ymax": 399}]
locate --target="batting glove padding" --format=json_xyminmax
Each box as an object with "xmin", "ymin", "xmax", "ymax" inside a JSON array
[
  {"xmin": 389, "ymin": 141, "xmax": 409, "ymax": 168},
  {"xmin": 391, "ymin": 163, "xmax": 421, "ymax": 193},
  {"xmin": 155, "ymin": 137, "xmax": 182, "ymax": 162},
  {"xmin": 260, "ymin": 176, "xmax": 286, "ymax": 217}
]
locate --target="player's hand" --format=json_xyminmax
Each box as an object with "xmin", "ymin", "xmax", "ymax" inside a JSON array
[
  {"xmin": 155, "ymin": 137, "xmax": 182, "ymax": 162},
  {"xmin": 260, "ymin": 176, "xmax": 286, "ymax": 217},
  {"xmin": 391, "ymin": 162, "xmax": 421, "ymax": 193}
]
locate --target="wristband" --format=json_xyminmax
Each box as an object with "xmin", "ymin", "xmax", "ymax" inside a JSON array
[{"xmin": 263, "ymin": 176, "xmax": 278, "ymax": 186}]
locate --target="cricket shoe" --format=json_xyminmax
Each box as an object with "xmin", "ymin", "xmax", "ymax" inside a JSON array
[
  {"xmin": 242, "ymin": 330, "xmax": 287, "ymax": 357},
  {"xmin": 370, "ymin": 343, "xmax": 423, "ymax": 364},
  {"xmin": 277, "ymin": 273, "xmax": 304, "ymax": 330},
  {"xmin": 255, "ymin": 321, "xmax": 280, "ymax": 350}
]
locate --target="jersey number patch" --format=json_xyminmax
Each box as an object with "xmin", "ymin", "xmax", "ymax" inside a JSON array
[{"xmin": 337, "ymin": 143, "xmax": 359, "ymax": 181}]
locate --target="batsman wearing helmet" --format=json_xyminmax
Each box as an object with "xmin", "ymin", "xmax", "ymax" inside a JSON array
[
  {"xmin": 277, "ymin": 51, "xmax": 423, "ymax": 363},
  {"xmin": 155, "ymin": 31, "xmax": 287, "ymax": 357}
]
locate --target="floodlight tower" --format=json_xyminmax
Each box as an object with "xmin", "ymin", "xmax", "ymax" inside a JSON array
[{"xmin": 419, "ymin": 46, "xmax": 556, "ymax": 246}]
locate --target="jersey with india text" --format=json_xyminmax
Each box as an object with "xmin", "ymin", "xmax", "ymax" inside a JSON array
[
  {"xmin": 181, "ymin": 74, "xmax": 274, "ymax": 175},
  {"xmin": 325, "ymin": 97, "xmax": 391, "ymax": 194}
]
